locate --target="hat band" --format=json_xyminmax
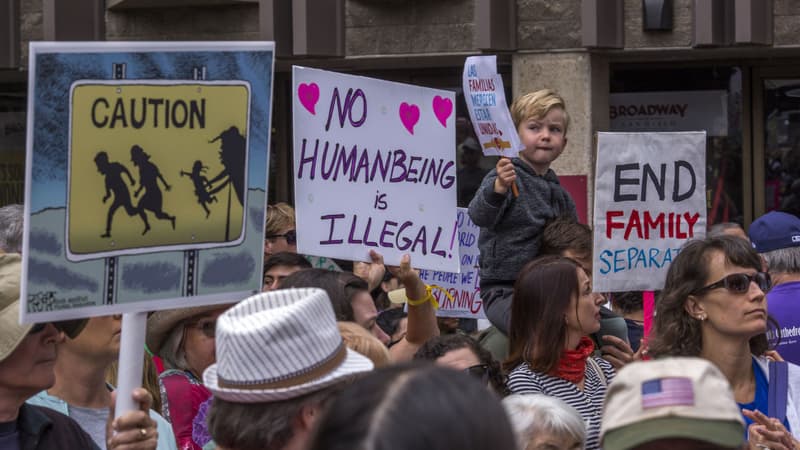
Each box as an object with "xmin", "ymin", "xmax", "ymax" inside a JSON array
[{"xmin": 217, "ymin": 343, "xmax": 348, "ymax": 390}]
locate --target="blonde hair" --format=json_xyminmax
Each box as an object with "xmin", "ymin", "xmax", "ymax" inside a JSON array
[
  {"xmin": 510, "ymin": 89, "xmax": 569, "ymax": 134},
  {"xmin": 338, "ymin": 321, "xmax": 390, "ymax": 368},
  {"xmin": 266, "ymin": 203, "xmax": 296, "ymax": 235}
]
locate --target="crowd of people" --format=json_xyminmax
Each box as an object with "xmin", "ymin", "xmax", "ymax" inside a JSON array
[{"xmin": 3, "ymin": 88, "xmax": 800, "ymax": 450}]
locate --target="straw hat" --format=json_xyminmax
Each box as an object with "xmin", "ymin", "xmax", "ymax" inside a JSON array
[
  {"xmin": 204, "ymin": 288, "xmax": 374, "ymax": 402},
  {"xmin": 0, "ymin": 254, "xmax": 33, "ymax": 362},
  {"xmin": 146, "ymin": 304, "xmax": 230, "ymax": 357},
  {"xmin": 0, "ymin": 254, "xmax": 90, "ymax": 359}
]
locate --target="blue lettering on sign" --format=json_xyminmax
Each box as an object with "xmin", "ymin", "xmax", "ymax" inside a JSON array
[{"xmin": 598, "ymin": 247, "xmax": 682, "ymax": 274}]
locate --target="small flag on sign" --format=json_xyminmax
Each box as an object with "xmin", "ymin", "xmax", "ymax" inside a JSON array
[{"xmin": 641, "ymin": 377, "xmax": 694, "ymax": 409}]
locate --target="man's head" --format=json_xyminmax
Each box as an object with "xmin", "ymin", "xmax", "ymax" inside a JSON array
[
  {"xmin": 749, "ymin": 211, "xmax": 800, "ymax": 276},
  {"xmin": 601, "ymin": 357, "xmax": 744, "ymax": 450},
  {"xmin": 281, "ymin": 269, "xmax": 390, "ymax": 345},
  {"xmin": 540, "ymin": 217, "xmax": 593, "ymax": 274},
  {"xmin": 264, "ymin": 203, "xmax": 297, "ymax": 258},
  {"xmin": 0, "ymin": 254, "xmax": 85, "ymax": 405},
  {"xmin": 0, "ymin": 204, "xmax": 23, "ymax": 254},
  {"xmin": 262, "ymin": 252, "xmax": 312, "ymax": 291},
  {"xmin": 204, "ymin": 288, "xmax": 373, "ymax": 450}
]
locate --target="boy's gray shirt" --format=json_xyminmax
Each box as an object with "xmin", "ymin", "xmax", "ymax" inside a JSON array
[{"xmin": 468, "ymin": 157, "xmax": 577, "ymax": 283}]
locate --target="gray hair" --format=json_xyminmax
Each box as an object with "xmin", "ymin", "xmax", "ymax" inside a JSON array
[
  {"xmin": 502, "ymin": 394, "xmax": 586, "ymax": 449},
  {"xmin": 208, "ymin": 385, "xmax": 342, "ymax": 450},
  {"xmin": 0, "ymin": 204, "xmax": 23, "ymax": 253},
  {"xmin": 708, "ymin": 222, "xmax": 745, "ymax": 238},
  {"xmin": 160, "ymin": 322, "xmax": 190, "ymax": 372},
  {"xmin": 762, "ymin": 246, "xmax": 800, "ymax": 273}
]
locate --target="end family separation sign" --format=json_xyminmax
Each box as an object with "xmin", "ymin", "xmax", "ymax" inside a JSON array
[
  {"xmin": 592, "ymin": 132, "xmax": 707, "ymax": 292},
  {"xmin": 292, "ymin": 67, "xmax": 459, "ymax": 272}
]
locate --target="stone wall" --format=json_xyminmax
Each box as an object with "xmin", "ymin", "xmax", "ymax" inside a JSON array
[
  {"xmin": 516, "ymin": 0, "xmax": 581, "ymax": 50},
  {"xmin": 775, "ymin": 0, "xmax": 800, "ymax": 46},
  {"xmin": 345, "ymin": 0, "xmax": 474, "ymax": 56},
  {"xmin": 105, "ymin": 5, "xmax": 260, "ymax": 41}
]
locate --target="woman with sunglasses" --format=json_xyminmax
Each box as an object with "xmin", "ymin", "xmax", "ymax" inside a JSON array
[
  {"xmin": 413, "ymin": 334, "xmax": 507, "ymax": 396},
  {"xmin": 505, "ymin": 255, "xmax": 610, "ymax": 450},
  {"xmin": 146, "ymin": 305, "xmax": 230, "ymax": 450},
  {"xmin": 649, "ymin": 235, "xmax": 800, "ymax": 449}
]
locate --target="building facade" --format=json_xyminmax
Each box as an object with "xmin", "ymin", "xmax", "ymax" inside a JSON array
[{"xmin": 2, "ymin": 0, "xmax": 799, "ymax": 226}]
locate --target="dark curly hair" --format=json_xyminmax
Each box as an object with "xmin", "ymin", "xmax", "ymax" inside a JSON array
[
  {"xmin": 649, "ymin": 235, "xmax": 779, "ymax": 358},
  {"xmin": 413, "ymin": 334, "xmax": 508, "ymax": 396}
]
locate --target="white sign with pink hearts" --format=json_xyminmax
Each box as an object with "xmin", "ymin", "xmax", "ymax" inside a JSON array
[{"xmin": 292, "ymin": 66, "xmax": 460, "ymax": 272}]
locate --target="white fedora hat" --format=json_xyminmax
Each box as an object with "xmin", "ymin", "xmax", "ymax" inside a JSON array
[{"xmin": 204, "ymin": 287, "xmax": 373, "ymax": 402}]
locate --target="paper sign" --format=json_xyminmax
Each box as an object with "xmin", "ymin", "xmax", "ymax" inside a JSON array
[
  {"xmin": 418, "ymin": 208, "xmax": 485, "ymax": 319},
  {"xmin": 22, "ymin": 42, "xmax": 274, "ymax": 323},
  {"xmin": 292, "ymin": 66, "xmax": 459, "ymax": 272},
  {"xmin": 592, "ymin": 132, "xmax": 707, "ymax": 292},
  {"xmin": 462, "ymin": 56, "xmax": 523, "ymax": 157}
]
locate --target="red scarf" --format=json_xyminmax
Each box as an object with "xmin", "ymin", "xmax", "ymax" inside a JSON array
[{"xmin": 551, "ymin": 336, "xmax": 595, "ymax": 384}]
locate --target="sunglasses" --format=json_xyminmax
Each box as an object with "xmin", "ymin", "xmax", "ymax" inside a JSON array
[
  {"xmin": 463, "ymin": 364, "xmax": 490, "ymax": 384},
  {"xmin": 692, "ymin": 272, "xmax": 771, "ymax": 296},
  {"xmin": 28, "ymin": 323, "xmax": 48, "ymax": 335},
  {"xmin": 188, "ymin": 319, "xmax": 217, "ymax": 339},
  {"xmin": 265, "ymin": 229, "xmax": 297, "ymax": 245}
]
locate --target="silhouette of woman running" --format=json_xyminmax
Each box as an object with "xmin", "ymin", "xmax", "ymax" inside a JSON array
[
  {"xmin": 94, "ymin": 151, "xmax": 149, "ymax": 238},
  {"xmin": 130, "ymin": 145, "xmax": 176, "ymax": 235}
]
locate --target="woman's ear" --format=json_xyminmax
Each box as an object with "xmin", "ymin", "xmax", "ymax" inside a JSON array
[{"xmin": 684, "ymin": 295, "xmax": 705, "ymax": 319}]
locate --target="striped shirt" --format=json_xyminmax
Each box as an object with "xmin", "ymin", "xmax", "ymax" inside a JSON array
[{"xmin": 507, "ymin": 357, "xmax": 615, "ymax": 450}]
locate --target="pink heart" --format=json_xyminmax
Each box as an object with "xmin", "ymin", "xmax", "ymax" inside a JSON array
[
  {"xmin": 399, "ymin": 102, "xmax": 420, "ymax": 135},
  {"xmin": 297, "ymin": 82, "xmax": 320, "ymax": 115},
  {"xmin": 432, "ymin": 95, "xmax": 453, "ymax": 128}
]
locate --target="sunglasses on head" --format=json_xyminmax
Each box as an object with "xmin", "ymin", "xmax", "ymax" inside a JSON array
[
  {"xmin": 692, "ymin": 272, "xmax": 771, "ymax": 296},
  {"xmin": 463, "ymin": 364, "xmax": 490, "ymax": 384},
  {"xmin": 265, "ymin": 229, "xmax": 297, "ymax": 245}
]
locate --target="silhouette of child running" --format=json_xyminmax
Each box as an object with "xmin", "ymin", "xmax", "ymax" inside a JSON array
[
  {"xmin": 180, "ymin": 160, "xmax": 217, "ymax": 218},
  {"xmin": 130, "ymin": 145, "xmax": 176, "ymax": 234},
  {"xmin": 94, "ymin": 151, "xmax": 149, "ymax": 238}
]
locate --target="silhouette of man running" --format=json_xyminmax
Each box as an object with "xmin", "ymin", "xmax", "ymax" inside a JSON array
[
  {"xmin": 130, "ymin": 144, "xmax": 176, "ymax": 235},
  {"xmin": 94, "ymin": 151, "xmax": 149, "ymax": 238}
]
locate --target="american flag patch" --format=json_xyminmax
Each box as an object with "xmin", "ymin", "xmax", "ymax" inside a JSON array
[{"xmin": 641, "ymin": 377, "xmax": 694, "ymax": 409}]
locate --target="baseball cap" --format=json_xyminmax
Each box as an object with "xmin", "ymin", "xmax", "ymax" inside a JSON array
[
  {"xmin": 601, "ymin": 357, "xmax": 744, "ymax": 450},
  {"xmin": 749, "ymin": 211, "xmax": 800, "ymax": 253}
]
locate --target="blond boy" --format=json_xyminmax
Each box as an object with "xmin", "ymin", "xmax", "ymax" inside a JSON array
[{"xmin": 468, "ymin": 89, "xmax": 577, "ymax": 333}]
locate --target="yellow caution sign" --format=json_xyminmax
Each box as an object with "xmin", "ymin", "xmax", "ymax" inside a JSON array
[{"xmin": 67, "ymin": 82, "xmax": 250, "ymax": 260}]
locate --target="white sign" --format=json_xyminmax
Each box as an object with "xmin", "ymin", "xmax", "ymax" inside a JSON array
[
  {"xmin": 462, "ymin": 56, "xmax": 524, "ymax": 157},
  {"xmin": 292, "ymin": 67, "xmax": 459, "ymax": 272},
  {"xmin": 418, "ymin": 208, "xmax": 485, "ymax": 319},
  {"xmin": 610, "ymin": 90, "xmax": 728, "ymax": 136},
  {"xmin": 593, "ymin": 132, "xmax": 707, "ymax": 292}
]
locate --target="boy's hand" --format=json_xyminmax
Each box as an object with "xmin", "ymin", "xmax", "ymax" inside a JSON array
[{"xmin": 493, "ymin": 157, "xmax": 516, "ymax": 194}]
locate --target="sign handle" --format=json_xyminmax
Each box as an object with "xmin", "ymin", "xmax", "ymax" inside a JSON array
[
  {"xmin": 114, "ymin": 312, "xmax": 147, "ymax": 419},
  {"xmin": 643, "ymin": 290, "xmax": 655, "ymax": 339}
]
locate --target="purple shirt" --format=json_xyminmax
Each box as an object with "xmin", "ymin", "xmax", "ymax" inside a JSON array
[{"xmin": 768, "ymin": 281, "xmax": 800, "ymax": 365}]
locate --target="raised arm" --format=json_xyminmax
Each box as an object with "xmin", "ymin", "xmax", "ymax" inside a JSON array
[
  {"xmin": 386, "ymin": 252, "xmax": 439, "ymax": 362},
  {"xmin": 468, "ymin": 159, "xmax": 513, "ymax": 228}
]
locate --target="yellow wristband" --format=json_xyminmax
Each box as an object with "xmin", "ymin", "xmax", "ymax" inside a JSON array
[{"xmin": 406, "ymin": 285, "xmax": 454, "ymax": 309}]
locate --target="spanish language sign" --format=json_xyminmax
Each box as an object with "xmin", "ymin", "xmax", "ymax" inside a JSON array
[
  {"xmin": 418, "ymin": 208, "xmax": 485, "ymax": 319},
  {"xmin": 22, "ymin": 42, "xmax": 274, "ymax": 322},
  {"xmin": 592, "ymin": 132, "xmax": 706, "ymax": 292},
  {"xmin": 293, "ymin": 66, "xmax": 459, "ymax": 272},
  {"xmin": 462, "ymin": 55, "xmax": 523, "ymax": 157}
]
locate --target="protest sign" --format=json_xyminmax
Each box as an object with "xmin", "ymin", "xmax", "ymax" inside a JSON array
[
  {"xmin": 22, "ymin": 42, "xmax": 274, "ymax": 323},
  {"xmin": 462, "ymin": 55, "xmax": 523, "ymax": 157},
  {"xmin": 417, "ymin": 208, "xmax": 485, "ymax": 319},
  {"xmin": 593, "ymin": 132, "xmax": 706, "ymax": 292},
  {"xmin": 292, "ymin": 66, "xmax": 459, "ymax": 272}
]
